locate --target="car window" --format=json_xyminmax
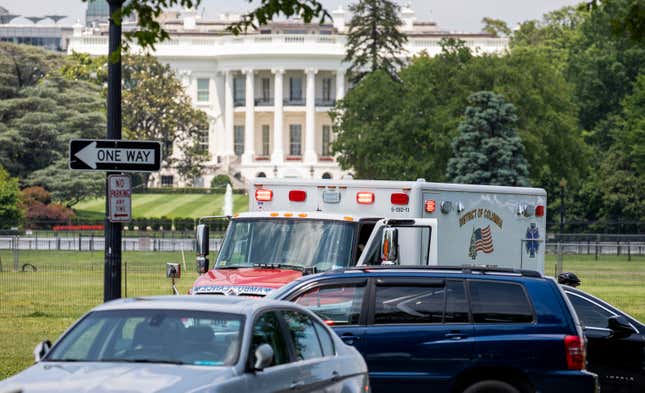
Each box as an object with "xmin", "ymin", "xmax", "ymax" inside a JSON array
[
  {"xmin": 374, "ymin": 285, "xmax": 445, "ymax": 324},
  {"xmin": 469, "ymin": 281, "xmax": 533, "ymax": 323},
  {"xmin": 281, "ymin": 311, "xmax": 323, "ymax": 361},
  {"xmin": 445, "ymin": 280, "xmax": 469, "ymax": 323},
  {"xmin": 293, "ymin": 283, "xmax": 365, "ymax": 325},
  {"xmin": 313, "ymin": 322, "xmax": 335, "ymax": 357},
  {"xmin": 251, "ymin": 312, "xmax": 289, "ymax": 367},
  {"xmin": 567, "ymin": 293, "xmax": 613, "ymax": 328}
]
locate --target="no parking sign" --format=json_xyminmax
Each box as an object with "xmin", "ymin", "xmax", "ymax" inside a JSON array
[{"xmin": 108, "ymin": 175, "xmax": 131, "ymax": 223}]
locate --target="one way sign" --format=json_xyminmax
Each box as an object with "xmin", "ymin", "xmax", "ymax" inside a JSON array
[{"xmin": 69, "ymin": 139, "xmax": 162, "ymax": 172}]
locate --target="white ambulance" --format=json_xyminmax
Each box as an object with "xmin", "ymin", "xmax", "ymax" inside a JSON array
[{"xmin": 190, "ymin": 178, "xmax": 547, "ymax": 296}]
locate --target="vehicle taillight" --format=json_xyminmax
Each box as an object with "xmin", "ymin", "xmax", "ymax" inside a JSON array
[
  {"xmin": 425, "ymin": 199, "xmax": 436, "ymax": 213},
  {"xmin": 323, "ymin": 319, "xmax": 335, "ymax": 326},
  {"xmin": 564, "ymin": 335, "xmax": 585, "ymax": 370},
  {"xmin": 535, "ymin": 205, "xmax": 545, "ymax": 217},
  {"xmin": 356, "ymin": 192, "xmax": 374, "ymax": 204},
  {"xmin": 391, "ymin": 193, "xmax": 409, "ymax": 205},
  {"xmin": 255, "ymin": 188, "xmax": 273, "ymax": 201},
  {"xmin": 289, "ymin": 190, "xmax": 307, "ymax": 202}
]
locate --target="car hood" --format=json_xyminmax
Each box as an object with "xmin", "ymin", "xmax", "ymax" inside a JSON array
[
  {"xmin": 0, "ymin": 362, "xmax": 236, "ymax": 393},
  {"xmin": 191, "ymin": 268, "xmax": 303, "ymax": 296}
]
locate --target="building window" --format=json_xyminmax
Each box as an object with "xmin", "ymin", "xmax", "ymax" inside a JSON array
[
  {"xmin": 234, "ymin": 125, "xmax": 245, "ymax": 156},
  {"xmin": 262, "ymin": 78, "xmax": 271, "ymax": 101},
  {"xmin": 161, "ymin": 175, "xmax": 174, "ymax": 187},
  {"xmin": 289, "ymin": 77, "xmax": 302, "ymax": 101},
  {"xmin": 234, "ymin": 77, "xmax": 245, "ymax": 106},
  {"xmin": 322, "ymin": 172, "xmax": 332, "ymax": 179},
  {"xmin": 197, "ymin": 78, "xmax": 209, "ymax": 102},
  {"xmin": 322, "ymin": 78, "xmax": 332, "ymax": 101},
  {"xmin": 262, "ymin": 125, "xmax": 271, "ymax": 156},
  {"xmin": 289, "ymin": 124, "xmax": 302, "ymax": 156},
  {"xmin": 322, "ymin": 125, "xmax": 331, "ymax": 156},
  {"xmin": 257, "ymin": 172, "xmax": 267, "ymax": 178},
  {"xmin": 198, "ymin": 129, "xmax": 209, "ymax": 153}
]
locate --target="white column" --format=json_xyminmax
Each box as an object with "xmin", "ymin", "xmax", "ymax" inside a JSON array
[
  {"xmin": 271, "ymin": 68, "xmax": 285, "ymax": 165},
  {"xmin": 224, "ymin": 70, "xmax": 235, "ymax": 158},
  {"xmin": 336, "ymin": 69, "xmax": 345, "ymax": 102},
  {"xmin": 242, "ymin": 69, "xmax": 255, "ymax": 164},
  {"xmin": 304, "ymin": 68, "xmax": 318, "ymax": 164}
]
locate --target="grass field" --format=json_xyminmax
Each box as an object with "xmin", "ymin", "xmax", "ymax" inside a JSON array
[
  {"xmin": 0, "ymin": 252, "xmax": 643, "ymax": 380},
  {"xmin": 74, "ymin": 193, "xmax": 249, "ymax": 219}
]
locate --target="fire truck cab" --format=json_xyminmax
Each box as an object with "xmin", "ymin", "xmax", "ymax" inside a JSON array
[{"xmin": 189, "ymin": 178, "xmax": 547, "ymax": 296}]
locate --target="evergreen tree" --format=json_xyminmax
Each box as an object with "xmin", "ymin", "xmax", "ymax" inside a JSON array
[
  {"xmin": 446, "ymin": 91, "xmax": 530, "ymax": 186},
  {"xmin": 344, "ymin": 0, "xmax": 407, "ymax": 82},
  {"xmin": 0, "ymin": 165, "xmax": 23, "ymax": 229}
]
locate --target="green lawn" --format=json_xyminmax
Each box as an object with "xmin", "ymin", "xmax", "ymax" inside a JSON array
[
  {"xmin": 74, "ymin": 193, "xmax": 249, "ymax": 219},
  {"xmin": 0, "ymin": 252, "xmax": 643, "ymax": 380}
]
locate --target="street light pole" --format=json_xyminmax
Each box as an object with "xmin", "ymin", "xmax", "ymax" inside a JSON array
[
  {"xmin": 104, "ymin": 0, "xmax": 123, "ymax": 302},
  {"xmin": 559, "ymin": 178, "xmax": 567, "ymax": 236}
]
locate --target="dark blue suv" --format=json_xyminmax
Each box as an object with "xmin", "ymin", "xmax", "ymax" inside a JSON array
[{"xmin": 269, "ymin": 266, "xmax": 599, "ymax": 393}]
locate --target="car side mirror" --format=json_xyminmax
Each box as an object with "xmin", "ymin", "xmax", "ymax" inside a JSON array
[
  {"xmin": 196, "ymin": 224, "xmax": 209, "ymax": 256},
  {"xmin": 608, "ymin": 315, "xmax": 636, "ymax": 338},
  {"xmin": 33, "ymin": 340, "xmax": 51, "ymax": 362},
  {"xmin": 381, "ymin": 227, "xmax": 399, "ymax": 264},
  {"xmin": 253, "ymin": 343, "xmax": 274, "ymax": 371}
]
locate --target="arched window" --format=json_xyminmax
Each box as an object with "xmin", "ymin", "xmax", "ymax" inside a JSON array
[
  {"xmin": 257, "ymin": 172, "xmax": 267, "ymax": 178},
  {"xmin": 322, "ymin": 172, "xmax": 332, "ymax": 179}
]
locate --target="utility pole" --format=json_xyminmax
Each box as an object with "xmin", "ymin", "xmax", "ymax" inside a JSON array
[{"xmin": 105, "ymin": 0, "xmax": 123, "ymax": 302}]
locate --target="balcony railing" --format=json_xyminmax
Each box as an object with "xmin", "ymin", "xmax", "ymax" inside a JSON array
[
  {"xmin": 284, "ymin": 98, "xmax": 305, "ymax": 106},
  {"xmin": 315, "ymin": 98, "xmax": 336, "ymax": 107},
  {"xmin": 255, "ymin": 97, "xmax": 274, "ymax": 106}
]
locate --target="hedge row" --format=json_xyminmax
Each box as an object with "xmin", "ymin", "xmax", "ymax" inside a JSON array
[
  {"xmin": 133, "ymin": 187, "xmax": 246, "ymax": 195},
  {"xmin": 64, "ymin": 217, "xmax": 228, "ymax": 231}
]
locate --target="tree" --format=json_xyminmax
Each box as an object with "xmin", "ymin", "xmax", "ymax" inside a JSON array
[
  {"xmin": 344, "ymin": 0, "xmax": 408, "ymax": 82},
  {"xmin": 481, "ymin": 17, "xmax": 511, "ymax": 37},
  {"xmin": 446, "ymin": 91, "xmax": 529, "ymax": 186},
  {"xmin": 28, "ymin": 159, "xmax": 104, "ymax": 207},
  {"xmin": 0, "ymin": 165, "xmax": 22, "ymax": 229},
  {"xmin": 0, "ymin": 42, "xmax": 62, "ymax": 99},
  {"xmin": 82, "ymin": 0, "xmax": 330, "ymax": 52}
]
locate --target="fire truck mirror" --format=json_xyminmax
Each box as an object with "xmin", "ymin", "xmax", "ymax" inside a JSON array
[
  {"xmin": 197, "ymin": 256, "xmax": 209, "ymax": 274},
  {"xmin": 381, "ymin": 227, "xmax": 399, "ymax": 264},
  {"xmin": 166, "ymin": 263, "xmax": 181, "ymax": 279},
  {"xmin": 196, "ymin": 224, "xmax": 209, "ymax": 256}
]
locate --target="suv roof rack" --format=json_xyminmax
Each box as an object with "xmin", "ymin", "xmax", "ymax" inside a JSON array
[{"xmin": 346, "ymin": 265, "xmax": 543, "ymax": 278}]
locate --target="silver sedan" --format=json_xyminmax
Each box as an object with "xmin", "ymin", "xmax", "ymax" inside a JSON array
[{"xmin": 0, "ymin": 296, "xmax": 370, "ymax": 393}]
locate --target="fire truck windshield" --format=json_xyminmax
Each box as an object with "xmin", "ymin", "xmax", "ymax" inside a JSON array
[{"xmin": 216, "ymin": 218, "xmax": 355, "ymax": 271}]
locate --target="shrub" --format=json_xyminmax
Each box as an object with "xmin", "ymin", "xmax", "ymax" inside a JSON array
[{"xmin": 210, "ymin": 175, "xmax": 231, "ymax": 190}]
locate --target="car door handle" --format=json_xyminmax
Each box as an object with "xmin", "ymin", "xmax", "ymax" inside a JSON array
[
  {"xmin": 340, "ymin": 334, "xmax": 360, "ymax": 344},
  {"xmin": 290, "ymin": 381, "xmax": 305, "ymax": 390},
  {"xmin": 331, "ymin": 371, "xmax": 341, "ymax": 382},
  {"xmin": 445, "ymin": 332, "xmax": 467, "ymax": 340}
]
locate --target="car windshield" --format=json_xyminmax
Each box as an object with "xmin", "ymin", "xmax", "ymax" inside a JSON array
[
  {"xmin": 216, "ymin": 218, "xmax": 355, "ymax": 271},
  {"xmin": 45, "ymin": 309, "xmax": 244, "ymax": 366}
]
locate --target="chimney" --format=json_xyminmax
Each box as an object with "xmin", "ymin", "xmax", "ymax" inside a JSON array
[
  {"xmin": 400, "ymin": 3, "xmax": 415, "ymax": 32},
  {"xmin": 181, "ymin": 7, "xmax": 197, "ymax": 30},
  {"xmin": 331, "ymin": 5, "xmax": 346, "ymax": 33}
]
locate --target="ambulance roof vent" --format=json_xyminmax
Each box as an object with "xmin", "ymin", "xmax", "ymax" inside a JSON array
[{"xmin": 416, "ymin": 178, "xmax": 426, "ymax": 182}]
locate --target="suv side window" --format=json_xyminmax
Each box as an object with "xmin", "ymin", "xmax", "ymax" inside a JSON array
[
  {"xmin": 250, "ymin": 311, "xmax": 290, "ymax": 367},
  {"xmin": 567, "ymin": 293, "xmax": 613, "ymax": 328},
  {"xmin": 292, "ymin": 283, "xmax": 365, "ymax": 325},
  {"xmin": 281, "ymin": 311, "xmax": 323, "ymax": 360},
  {"xmin": 445, "ymin": 280, "xmax": 469, "ymax": 323},
  {"xmin": 469, "ymin": 281, "xmax": 534, "ymax": 323},
  {"xmin": 374, "ymin": 284, "xmax": 445, "ymax": 324}
]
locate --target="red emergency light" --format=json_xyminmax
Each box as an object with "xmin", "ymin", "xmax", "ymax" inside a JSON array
[
  {"xmin": 390, "ymin": 193, "xmax": 409, "ymax": 205},
  {"xmin": 425, "ymin": 199, "xmax": 436, "ymax": 213},
  {"xmin": 356, "ymin": 192, "xmax": 375, "ymax": 204},
  {"xmin": 535, "ymin": 205, "xmax": 545, "ymax": 217},
  {"xmin": 255, "ymin": 188, "xmax": 273, "ymax": 202},
  {"xmin": 289, "ymin": 190, "xmax": 307, "ymax": 202}
]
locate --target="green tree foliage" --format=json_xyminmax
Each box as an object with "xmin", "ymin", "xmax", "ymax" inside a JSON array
[
  {"xmin": 0, "ymin": 165, "xmax": 23, "ymax": 229},
  {"xmin": 481, "ymin": 17, "xmax": 511, "ymax": 37},
  {"xmin": 344, "ymin": 0, "xmax": 407, "ymax": 82},
  {"xmin": 447, "ymin": 92, "xmax": 529, "ymax": 186},
  {"xmin": 0, "ymin": 43, "xmax": 105, "ymax": 206}
]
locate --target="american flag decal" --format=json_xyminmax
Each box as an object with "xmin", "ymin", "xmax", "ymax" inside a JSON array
[{"xmin": 469, "ymin": 225, "xmax": 494, "ymax": 259}]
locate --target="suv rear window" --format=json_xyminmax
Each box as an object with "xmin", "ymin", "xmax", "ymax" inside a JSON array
[{"xmin": 469, "ymin": 281, "xmax": 533, "ymax": 323}]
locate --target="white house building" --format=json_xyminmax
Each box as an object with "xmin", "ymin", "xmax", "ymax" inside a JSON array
[{"xmin": 67, "ymin": 5, "xmax": 508, "ymax": 188}]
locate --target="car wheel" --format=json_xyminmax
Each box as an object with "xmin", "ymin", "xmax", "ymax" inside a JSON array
[{"xmin": 462, "ymin": 380, "xmax": 520, "ymax": 393}]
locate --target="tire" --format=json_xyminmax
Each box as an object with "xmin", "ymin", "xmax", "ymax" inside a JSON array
[{"xmin": 462, "ymin": 380, "xmax": 520, "ymax": 393}]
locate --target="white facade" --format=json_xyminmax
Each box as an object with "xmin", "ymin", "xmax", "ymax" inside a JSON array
[{"xmin": 68, "ymin": 6, "xmax": 508, "ymax": 188}]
